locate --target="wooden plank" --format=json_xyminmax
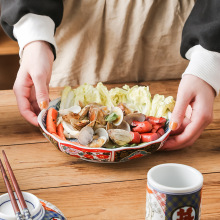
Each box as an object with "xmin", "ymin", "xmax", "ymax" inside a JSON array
[
  {"xmin": 0, "ymin": 174, "xmax": 216, "ymax": 220},
  {"xmin": 0, "ymin": 105, "xmax": 46, "ymax": 145},
  {"xmin": 0, "ymin": 129, "xmax": 219, "ymax": 191},
  {"xmin": 0, "ymin": 89, "xmax": 61, "ymax": 145}
]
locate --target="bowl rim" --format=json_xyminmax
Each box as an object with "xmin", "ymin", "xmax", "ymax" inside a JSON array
[
  {"xmin": 0, "ymin": 192, "xmax": 43, "ymax": 219},
  {"xmin": 37, "ymin": 97, "xmax": 171, "ymax": 152}
]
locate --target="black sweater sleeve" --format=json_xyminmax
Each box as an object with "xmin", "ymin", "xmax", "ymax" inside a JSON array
[
  {"xmin": 0, "ymin": 0, "xmax": 63, "ymax": 41},
  {"xmin": 181, "ymin": 0, "xmax": 220, "ymax": 59}
]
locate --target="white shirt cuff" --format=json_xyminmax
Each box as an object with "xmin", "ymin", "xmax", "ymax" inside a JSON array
[
  {"xmin": 182, "ymin": 45, "xmax": 220, "ymax": 95},
  {"xmin": 13, "ymin": 13, "xmax": 57, "ymax": 58}
]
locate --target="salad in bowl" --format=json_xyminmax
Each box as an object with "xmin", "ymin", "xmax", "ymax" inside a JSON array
[{"xmin": 38, "ymin": 83, "xmax": 175, "ymax": 162}]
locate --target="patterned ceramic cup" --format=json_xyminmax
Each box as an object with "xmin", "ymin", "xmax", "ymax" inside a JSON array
[{"xmin": 146, "ymin": 163, "xmax": 203, "ymax": 220}]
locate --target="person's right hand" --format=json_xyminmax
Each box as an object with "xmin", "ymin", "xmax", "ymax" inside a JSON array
[{"xmin": 13, "ymin": 41, "xmax": 54, "ymax": 126}]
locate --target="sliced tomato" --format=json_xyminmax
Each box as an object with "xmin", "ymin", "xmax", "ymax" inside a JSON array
[
  {"xmin": 146, "ymin": 116, "xmax": 166, "ymax": 125},
  {"xmin": 141, "ymin": 133, "xmax": 159, "ymax": 142},
  {"xmin": 130, "ymin": 132, "xmax": 141, "ymax": 144},
  {"xmin": 131, "ymin": 121, "xmax": 152, "ymax": 133}
]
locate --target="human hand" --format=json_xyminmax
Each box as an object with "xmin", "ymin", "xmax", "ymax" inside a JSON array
[
  {"xmin": 13, "ymin": 41, "xmax": 54, "ymax": 126},
  {"xmin": 161, "ymin": 75, "xmax": 215, "ymax": 150}
]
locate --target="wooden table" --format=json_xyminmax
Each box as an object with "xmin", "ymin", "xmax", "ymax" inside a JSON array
[{"xmin": 0, "ymin": 80, "xmax": 220, "ymax": 219}]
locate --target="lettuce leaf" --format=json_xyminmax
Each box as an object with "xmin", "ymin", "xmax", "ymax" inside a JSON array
[
  {"xmin": 60, "ymin": 86, "xmax": 72, "ymax": 110},
  {"xmin": 71, "ymin": 83, "xmax": 101, "ymax": 106},
  {"xmin": 156, "ymin": 96, "xmax": 175, "ymax": 118},
  {"xmin": 126, "ymin": 85, "xmax": 152, "ymax": 115},
  {"xmin": 150, "ymin": 94, "xmax": 175, "ymax": 119},
  {"xmin": 96, "ymin": 82, "xmax": 113, "ymax": 107},
  {"xmin": 109, "ymin": 87, "xmax": 127, "ymax": 106},
  {"xmin": 59, "ymin": 83, "xmax": 175, "ymax": 118}
]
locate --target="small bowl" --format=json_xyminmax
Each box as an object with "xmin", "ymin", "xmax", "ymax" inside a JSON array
[
  {"xmin": 0, "ymin": 192, "xmax": 45, "ymax": 220},
  {"xmin": 38, "ymin": 98, "xmax": 171, "ymax": 163}
]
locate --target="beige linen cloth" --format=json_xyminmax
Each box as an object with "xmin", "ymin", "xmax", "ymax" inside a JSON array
[{"xmin": 50, "ymin": 0, "xmax": 195, "ymax": 87}]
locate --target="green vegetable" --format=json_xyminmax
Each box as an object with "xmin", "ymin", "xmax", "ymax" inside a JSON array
[
  {"xmin": 109, "ymin": 87, "xmax": 127, "ymax": 106},
  {"xmin": 126, "ymin": 85, "xmax": 152, "ymax": 115},
  {"xmin": 60, "ymin": 86, "xmax": 72, "ymax": 110},
  {"xmin": 156, "ymin": 96, "xmax": 175, "ymax": 118},
  {"xmin": 59, "ymin": 83, "xmax": 175, "ymax": 119},
  {"xmin": 150, "ymin": 94, "xmax": 165, "ymax": 117},
  {"xmin": 105, "ymin": 113, "xmax": 118, "ymax": 122},
  {"xmin": 150, "ymin": 94, "xmax": 175, "ymax": 119},
  {"xmin": 96, "ymin": 82, "xmax": 113, "ymax": 107},
  {"xmin": 65, "ymin": 90, "xmax": 75, "ymax": 109},
  {"xmin": 73, "ymin": 83, "xmax": 102, "ymax": 106}
]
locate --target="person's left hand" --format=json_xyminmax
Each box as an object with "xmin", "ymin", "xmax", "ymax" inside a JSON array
[{"xmin": 161, "ymin": 74, "xmax": 215, "ymax": 150}]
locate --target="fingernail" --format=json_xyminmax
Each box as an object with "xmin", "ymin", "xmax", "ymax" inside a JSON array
[
  {"xmin": 39, "ymin": 101, "xmax": 48, "ymax": 110},
  {"xmin": 169, "ymin": 121, "xmax": 178, "ymax": 130}
]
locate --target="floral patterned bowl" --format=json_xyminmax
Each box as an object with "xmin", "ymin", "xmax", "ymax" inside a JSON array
[{"xmin": 38, "ymin": 98, "xmax": 171, "ymax": 163}]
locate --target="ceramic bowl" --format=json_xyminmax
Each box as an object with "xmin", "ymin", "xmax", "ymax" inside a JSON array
[
  {"xmin": 38, "ymin": 98, "xmax": 171, "ymax": 163},
  {"xmin": 0, "ymin": 192, "xmax": 45, "ymax": 220}
]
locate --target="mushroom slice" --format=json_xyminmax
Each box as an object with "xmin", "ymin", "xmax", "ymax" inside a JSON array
[
  {"xmin": 62, "ymin": 121, "xmax": 80, "ymax": 139},
  {"xmin": 124, "ymin": 113, "xmax": 146, "ymax": 125},
  {"xmin": 78, "ymin": 126, "xmax": 94, "ymax": 146},
  {"xmin": 59, "ymin": 106, "xmax": 81, "ymax": 116},
  {"xmin": 108, "ymin": 129, "xmax": 132, "ymax": 146}
]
